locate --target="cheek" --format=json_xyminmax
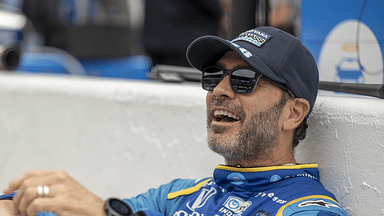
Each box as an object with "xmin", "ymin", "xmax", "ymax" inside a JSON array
[
  {"xmin": 241, "ymin": 91, "xmax": 282, "ymax": 114},
  {"xmin": 206, "ymin": 92, "xmax": 214, "ymax": 108},
  {"xmin": 240, "ymin": 97, "xmax": 264, "ymax": 115}
]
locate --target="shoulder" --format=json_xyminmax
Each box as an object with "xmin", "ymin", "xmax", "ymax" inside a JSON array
[
  {"xmin": 123, "ymin": 178, "xmax": 212, "ymax": 215},
  {"xmin": 277, "ymin": 195, "xmax": 348, "ymax": 216},
  {"xmin": 166, "ymin": 178, "xmax": 212, "ymax": 200},
  {"xmin": 267, "ymin": 166, "xmax": 348, "ymax": 216}
]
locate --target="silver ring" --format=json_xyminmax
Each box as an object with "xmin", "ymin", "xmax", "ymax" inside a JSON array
[
  {"xmin": 36, "ymin": 185, "xmax": 43, "ymax": 197},
  {"xmin": 43, "ymin": 185, "xmax": 49, "ymax": 197},
  {"xmin": 36, "ymin": 185, "xmax": 49, "ymax": 197}
]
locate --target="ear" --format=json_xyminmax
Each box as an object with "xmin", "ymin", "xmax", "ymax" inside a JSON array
[{"xmin": 282, "ymin": 98, "xmax": 310, "ymax": 131}]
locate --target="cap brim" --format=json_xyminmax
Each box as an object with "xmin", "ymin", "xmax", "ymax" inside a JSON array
[
  {"xmin": 186, "ymin": 36, "xmax": 233, "ymax": 71},
  {"xmin": 186, "ymin": 35, "xmax": 287, "ymax": 89}
]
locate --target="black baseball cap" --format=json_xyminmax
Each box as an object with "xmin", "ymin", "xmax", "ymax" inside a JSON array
[{"xmin": 186, "ymin": 26, "xmax": 319, "ymax": 116}]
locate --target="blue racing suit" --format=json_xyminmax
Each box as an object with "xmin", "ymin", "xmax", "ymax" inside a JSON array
[
  {"xmin": 0, "ymin": 164, "xmax": 348, "ymax": 216},
  {"xmin": 125, "ymin": 163, "xmax": 348, "ymax": 216}
]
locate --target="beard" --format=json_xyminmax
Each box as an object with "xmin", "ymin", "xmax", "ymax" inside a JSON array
[{"xmin": 207, "ymin": 96, "xmax": 287, "ymax": 161}]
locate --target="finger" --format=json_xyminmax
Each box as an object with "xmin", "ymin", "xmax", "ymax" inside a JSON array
[
  {"xmin": 4, "ymin": 170, "xmax": 50, "ymax": 194},
  {"xmin": 25, "ymin": 197, "xmax": 53, "ymax": 216},
  {"xmin": 26, "ymin": 197, "xmax": 65, "ymax": 216},
  {"xmin": 12, "ymin": 175, "xmax": 57, "ymax": 214},
  {"xmin": 26, "ymin": 186, "xmax": 104, "ymax": 216},
  {"xmin": 18, "ymin": 184, "xmax": 67, "ymax": 216},
  {"xmin": 12, "ymin": 183, "xmax": 41, "ymax": 216},
  {"xmin": 17, "ymin": 186, "xmax": 39, "ymax": 216},
  {"xmin": 17, "ymin": 185, "xmax": 51, "ymax": 216},
  {"xmin": 12, "ymin": 176, "xmax": 47, "ymax": 210}
]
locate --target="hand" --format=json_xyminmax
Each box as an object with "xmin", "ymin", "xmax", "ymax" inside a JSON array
[
  {"xmin": 3, "ymin": 170, "xmax": 105, "ymax": 216},
  {"xmin": 0, "ymin": 200, "xmax": 16, "ymax": 216}
]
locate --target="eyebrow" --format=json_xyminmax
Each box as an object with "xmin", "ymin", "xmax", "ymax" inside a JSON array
[
  {"xmin": 215, "ymin": 59, "xmax": 251, "ymax": 69},
  {"xmin": 214, "ymin": 62, "xmax": 225, "ymax": 68},
  {"xmin": 214, "ymin": 62, "xmax": 252, "ymax": 69}
]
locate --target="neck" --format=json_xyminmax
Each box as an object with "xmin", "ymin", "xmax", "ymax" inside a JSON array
[
  {"xmin": 225, "ymin": 157, "xmax": 296, "ymax": 168},
  {"xmin": 224, "ymin": 144, "xmax": 296, "ymax": 168}
]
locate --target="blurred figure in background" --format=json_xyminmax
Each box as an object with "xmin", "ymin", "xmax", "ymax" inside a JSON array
[
  {"xmin": 241, "ymin": 0, "xmax": 301, "ymax": 37},
  {"xmin": 21, "ymin": 0, "xmax": 134, "ymax": 58},
  {"xmin": 142, "ymin": 0, "xmax": 222, "ymax": 67},
  {"xmin": 268, "ymin": 0, "xmax": 300, "ymax": 36},
  {"xmin": 217, "ymin": 0, "xmax": 232, "ymax": 40},
  {"xmin": 17, "ymin": 0, "xmax": 151, "ymax": 79}
]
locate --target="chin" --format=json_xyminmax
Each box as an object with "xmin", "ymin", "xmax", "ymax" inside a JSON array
[{"xmin": 208, "ymin": 130, "xmax": 238, "ymax": 148}]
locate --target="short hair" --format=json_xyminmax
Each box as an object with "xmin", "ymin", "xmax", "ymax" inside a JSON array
[{"xmin": 293, "ymin": 119, "xmax": 308, "ymax": 147}]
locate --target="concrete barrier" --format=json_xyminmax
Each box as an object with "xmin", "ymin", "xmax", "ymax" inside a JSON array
[{"xmin": 0, "ymin": 73, "xmax": 383, "ymax": 215}]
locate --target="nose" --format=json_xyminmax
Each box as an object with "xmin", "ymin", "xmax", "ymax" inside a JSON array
[{"xmin": 212, "ymin": 75, "xmax": 235, "ymax": 99}]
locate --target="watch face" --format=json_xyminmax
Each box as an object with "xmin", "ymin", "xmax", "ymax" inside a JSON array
[{"xmin": 110, "ymin": 199, "xmax": 131, "ymax": 215}]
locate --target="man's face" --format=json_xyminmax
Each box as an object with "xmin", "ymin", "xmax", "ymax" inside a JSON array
[{"xmin": 206, "ymin": 51, "xmax": 287, "ymax": 161}]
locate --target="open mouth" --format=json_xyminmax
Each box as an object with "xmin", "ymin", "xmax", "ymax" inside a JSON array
[{"xmin": 213, "ymin": 110, "xmax": 241, "ymax": 122}]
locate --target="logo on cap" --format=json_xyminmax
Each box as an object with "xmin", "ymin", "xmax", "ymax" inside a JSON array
[{"xmin": 232, "ymin": 29, "xmax": 273, "ymax": 47}]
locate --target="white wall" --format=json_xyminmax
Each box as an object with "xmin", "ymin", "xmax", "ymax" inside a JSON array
[
  {"xmin": 295, "ymin": 95, "xmax": 384, "ymax": 215},
  {"xmin": 0, "ymin": 73, "xmax": 383, "ymax": 215}
]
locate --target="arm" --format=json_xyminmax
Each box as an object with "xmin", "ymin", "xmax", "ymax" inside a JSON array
[
  {"xmin": 124, "ymin": 179, "xmax": 196, "ymax": 215},
  {"xmin": 124, "ymin": 178, "xmax": 209, "ymax": 216}
]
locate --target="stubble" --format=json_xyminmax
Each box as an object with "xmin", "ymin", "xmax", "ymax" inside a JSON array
[{"xmin": 207, "ymin": 96, "xmax": 287, "ymax": 161}]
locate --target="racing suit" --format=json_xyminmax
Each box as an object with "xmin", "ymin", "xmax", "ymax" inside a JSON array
[
  {"xmin": 125, "ymin": 163, "xmax": 348, "ymax": 216},
  {"xmin": 0, "ymin": 163, "xmax": 348, "ymax": 216}
]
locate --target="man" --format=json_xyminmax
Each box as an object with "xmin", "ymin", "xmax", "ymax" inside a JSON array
[
  {"xmin": 0, "ymin": 27, "xmax": 348, "ymax": 216},
  {"xmin": 143, "ymin": 0, "xmax": 222, "ymax": 67}
]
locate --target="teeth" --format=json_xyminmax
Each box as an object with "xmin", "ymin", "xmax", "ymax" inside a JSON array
[{"xmin": 213, "ymin": 110, "xmax": 240, "ymax": 120}]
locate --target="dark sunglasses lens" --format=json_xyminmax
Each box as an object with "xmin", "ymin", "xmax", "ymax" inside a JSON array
[
  {"xmin": 202, "ymin": 67, "xmax": 223, "ymax": 91},
  {"xmin": 231, "ymin": 69, "xmax": 258, "ymax": 93}
]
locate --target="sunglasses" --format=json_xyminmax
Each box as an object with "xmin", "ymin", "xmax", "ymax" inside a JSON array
[{"xmin": 202, "ymin": 66, "xmax": 263, "ymax": 94}]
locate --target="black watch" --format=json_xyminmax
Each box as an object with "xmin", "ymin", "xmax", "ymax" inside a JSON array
[{"xmin": 104, "ymin": 198, "xmax": 133, "ymax": 216}]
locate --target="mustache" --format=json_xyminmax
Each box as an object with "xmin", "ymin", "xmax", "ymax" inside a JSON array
[{"xmin": 208, "ymin": 98, "xmax": 247, "ymax": 120}]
